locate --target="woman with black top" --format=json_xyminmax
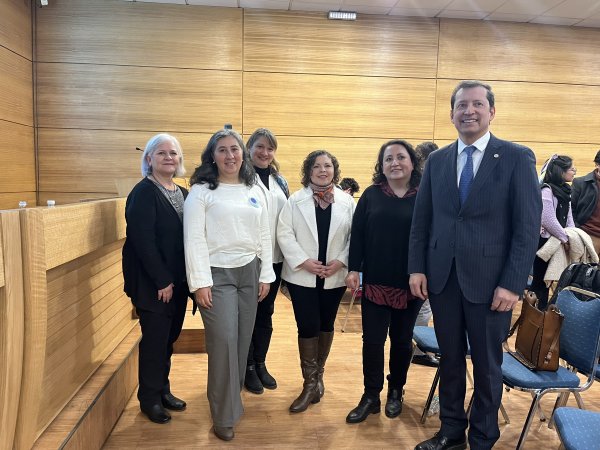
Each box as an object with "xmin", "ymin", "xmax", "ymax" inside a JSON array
[
  {"xmin": 345, "ymin": 139, "xmax": 424, "ymax": 424},
  {"xmin": 122, "ymin": 133, "xmax": 189, "ymax": 424},
  {"xmin": 530, "ymin": 154, "xmax": 576, "ymax": 310},
  {"xmin": 244, "ymin": 128, "xmax": 289, "ymax": 394},
  {"xmin": 277, "ymin": 150, "xmax": 355, "ymax": 413}
]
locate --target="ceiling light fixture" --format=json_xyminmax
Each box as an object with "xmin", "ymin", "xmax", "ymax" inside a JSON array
[{"xmin": 328, "ymin": 11, "xmax": 357, "ymax": 21}]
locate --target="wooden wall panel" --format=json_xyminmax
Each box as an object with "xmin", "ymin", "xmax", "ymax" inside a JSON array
[
  {"xmin": 42, "ymin": 199, "xmax": 126, "ymax": 270},
  {"xmin": 0, "ymin": 211, "xmax": 24, "ymax": 450},
  {"xmin": 434, "ymin": 79, "xmax": 600, "ymax": 144},
  {"xmin": 36, "ymin": 0, "xmax": 242, "ymax": 70},
  {"xmin": 0, "ymin": 0, "xmax": 32, "ymax": 60},
  {"xmin": 38, "ymin": 129, "xmax": 210, "ymax": 194},
  {"xmin": 36, "ymin": 63, "xmax": 241, "ymax": 132},
  {"xmin": 244, "ymin": 73, "xmax": 436, "ymax": 138},
  {"xmin": 0, "ymin": 45, "xmax": 33, "ymax": 126},
  {"xmin": 244, "ymin": 10, "xmax": 439, "ymax": 78},
  {"xmin": 439, "ymin": 19, "xmax": 600, "ymax": 85},
  {"xmin": 274, "ymin": 135, "xmax": 431, "ymax": 194},
  {"xmin": 0, "ymin": 191, "xmax": 36, "ymax": 210},
  {"xmin": 0, "ymin": 120, "xmax": 35, "ymax": 192}
]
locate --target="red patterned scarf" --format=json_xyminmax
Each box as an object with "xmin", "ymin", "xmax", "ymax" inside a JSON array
[{"xmin": 310, "ymin": 183, "xmax": 335, "ymax": 209}]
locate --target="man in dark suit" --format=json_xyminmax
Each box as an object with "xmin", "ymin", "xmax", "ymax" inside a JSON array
[{"xmin": 408, "ymin": 80, "xmax": 541, "ymax": 450}]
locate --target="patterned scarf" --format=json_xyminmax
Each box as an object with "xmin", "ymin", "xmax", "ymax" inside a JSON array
[{"xmin": 310, "ymin": 182, "xmax": 335, "ymax": 209}]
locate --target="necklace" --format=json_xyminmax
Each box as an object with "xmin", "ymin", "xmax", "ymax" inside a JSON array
[{"xmin": 148, "ymin": 176, "xmax": 183, "ymax": 213}]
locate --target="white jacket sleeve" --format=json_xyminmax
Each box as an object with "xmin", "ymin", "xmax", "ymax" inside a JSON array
[
  {"xmin": 258, "ymin": 192, "xmax": 276, "ymax": 284},
  {"xmin": 183, "ymin": 187, "xmax": 213, "ymax": 292},
  {"xmin": 330, "ymin": 197, "xmax": 355, "ymax": 266},
  {"xmin": 277, "ymin": 198, "xmax": 310, "ymax": 270}
]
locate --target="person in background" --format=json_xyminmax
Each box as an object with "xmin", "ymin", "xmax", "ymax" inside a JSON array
[
  {"xmin": 184, "ymin": 129, "xmax": 275, "ymax": 441},
  {"xmin": 412, "ymin": 141, "xmax": 440, "ymax": 367},
  {"xmin": 530, "ymin": 155, "xmax": 576, "ymax": 310},
  {"xmin": 345, "ymin": 140, "xmax": 424, "ymax": 424},
  {"xmin": 244, "ymin": 128, "xmax": 289, "ymax": 394},
  {"xmin": 572, "ymin": 150, "xmax": 600, "ymax": 255},
  {"xmin": 277, "ymin": 150, "xmax": 355, "ymax": 413},
  {"xmin": 122, "ymin": 133, "xmax": 189, "ymax": 424},
  {"xmin": 409, "ymin": 80, "xmax": 541, "ymax": 450},
  {"xmin": 340, "ymin": 177, "xmax": 360, "ymax": 196}
]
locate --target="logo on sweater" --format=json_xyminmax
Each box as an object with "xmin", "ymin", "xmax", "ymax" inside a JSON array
[{"xmin": 249, "ymin": 197, "xmax": 260, "ymax": 208}]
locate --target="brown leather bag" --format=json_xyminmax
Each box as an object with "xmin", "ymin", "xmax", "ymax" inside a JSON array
[{"xmin": 504, "ymin": 292, "xmax": 564, "ymax": 371}]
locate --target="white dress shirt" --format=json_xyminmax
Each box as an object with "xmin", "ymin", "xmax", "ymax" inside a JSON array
[{"xmin": 456, "ymin": 131, "xmax": 491, "ymax": 186}]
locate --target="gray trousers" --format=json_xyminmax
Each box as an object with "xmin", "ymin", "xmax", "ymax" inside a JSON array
[{"xmin": 199, "ymin": 258, "xmax": 259, "ymax": 427}]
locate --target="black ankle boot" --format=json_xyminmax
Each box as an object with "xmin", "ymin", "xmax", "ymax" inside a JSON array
[
  {"xmin": 256, "ymin": 362, "xmax": 277, "ymax": 389},
  {"xmin": 346, "ymin": 395, "xmax": 381, "ymax": 424},
  {"xmin": 385, "ymin": 387, "xmax": 403, "ymax": 418},
  {"xmin": 244, "ymin": 364, "xmax": 264, "ymax": 394}
]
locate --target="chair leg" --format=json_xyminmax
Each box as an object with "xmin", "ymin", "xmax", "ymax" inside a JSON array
[
  {"xmin": 499, "ymin": 401, "xmax": 510, "ymax": 424},
  {"xmin": 574, "ymin": 391, "xmax": 585, "ymax": 409},
  {"xmin": 516, "ymin": 392, "xmax": 542, "ymax": 450},
  {"xmin": 548, "ymin": 392, "xmax": 570, "ymax": 429},
  {"xmin": 530, "ymin": 391, "xmax": 547, "ymax": 421},
  {"xmin": 341, "ymin": 288, "xmax": 359, "ymax": 333},
  {"xmin": 420, "ymin": 366, "xmax": 440, "ymax": 424},
  {"xmin": 466, "ymin": 367, "xmax": 474, "ymax": 389}
]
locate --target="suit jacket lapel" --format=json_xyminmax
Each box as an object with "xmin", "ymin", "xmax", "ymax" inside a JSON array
[
  {"xmin": 328, "ymin": 189, "xmax": 345, "ymax": 241},
  {"xmin": 297, "ymin": 188, "xmax": 319, "ymax": 244},
  {"xmin": 442, "ymin": 141, "xmax": 460, "ymax": 211}
]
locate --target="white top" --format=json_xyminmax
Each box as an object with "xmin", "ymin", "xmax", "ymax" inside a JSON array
[
  {"xmin": 456, "ymin": 131, "xmax": 491, "ymax": 185},
  {"xmin": 184, "ymin": 182, "xmax": 275, "ymax": 292},
  {"xmin": 277, "ymin": 186, "xmax": 355, "ymax": 289},
  {"xmin": 254, "ymin": 173, "xmax": 288, "ymax": 264}
]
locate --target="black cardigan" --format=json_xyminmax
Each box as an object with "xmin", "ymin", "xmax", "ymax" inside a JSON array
[
  {"xmin": 571, "ymin": 171, "xmax": 599, "ymax": 227},
  {"xmin": 122, "ymin": 178, "xmax": 189, "ymax": 315},
  {"xmin": 348, "ymin": 184, "xmax": 416, "ymax": 289}
]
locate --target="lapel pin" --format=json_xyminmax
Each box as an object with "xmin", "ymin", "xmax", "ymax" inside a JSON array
[{"xmin": 494, "ymin": 154, "xmax": 499, "ymax": 158}]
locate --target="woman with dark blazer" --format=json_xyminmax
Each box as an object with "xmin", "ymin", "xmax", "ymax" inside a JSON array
[
  {"xmin": 122, "ymin": 133, "xmax": 189, "ymax": 424},
  {"xmin": 345, "ymin": 139, "xmax": 424, "ymax": 424}
]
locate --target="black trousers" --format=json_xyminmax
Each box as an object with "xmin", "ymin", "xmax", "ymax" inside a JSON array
[
  {"xmin": 429, "ymin": 264, "xmax": 511, "ymax": 450},
  {"xmin": 136, "ymin": 290, "xmax": 187, "ymax": 409},
  {"xmin": 287, "ymin": 280, "xmax": 346, "ymax": 338},
  {"xmin": 530, "ymin": 237, "xmax": 550, "ymax": 310},
  {"xmin": 361, "ymin": 296, "xmax": 423, "ymax": 398},
  {"xmin": 248, "ymin": 262, "xmax": 283, "ymax": 365}
]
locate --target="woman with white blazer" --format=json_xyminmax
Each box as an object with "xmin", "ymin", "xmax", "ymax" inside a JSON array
[
  {"xmin": 244, "ymin": 128, "xmax": 290, "ymax": 394},
  {"xmin": 277, "ymin": 150, "xmax": 355, "ymax": 413}
]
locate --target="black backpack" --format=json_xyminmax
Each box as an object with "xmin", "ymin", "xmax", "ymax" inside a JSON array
[{"xmin": 550, "ymin": 263, "xmax": 600, "ymax": 303}]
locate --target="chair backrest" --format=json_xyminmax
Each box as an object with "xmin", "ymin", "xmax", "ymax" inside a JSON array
[{"xmin": 556, "ymin": 288, "xmax": 600, "ymax": 374}]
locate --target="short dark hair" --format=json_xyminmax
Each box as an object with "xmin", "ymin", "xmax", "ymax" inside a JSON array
[
  {"xmin": 415, "ymin": 141, "xmax": 438, "ymax": 166},
  {"xmin": 594, "ymin": 150, "xmax": 600, "ymax": 165},
  {"xmin": 543, "ymin": 155, "xmax": 573, "ymax": 185},
  {"xmin": 300, "ymin": 150, "xmax": 340, "ymax": 187},
  {"xmin": 451, "ymin": 80, "xmax": 495, "ymax": 109},
  {"xmin": 372, "ymin": 139, "xmax": 422, "ymax": 189},
  {"xmin": 339, "ymin": 177, "xmax": 360, "ymax": 195},
  {"xmin": 190, "ymin": 129, "xmax": 255, "ymax": 189}
]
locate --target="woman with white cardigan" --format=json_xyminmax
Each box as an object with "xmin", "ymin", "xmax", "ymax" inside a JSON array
[
  {"xmin": 277, "ymin": 150, "xmax": 355, "ymax": 413},
  {"xmin": 184, "ymin": 128, "xmax": 275, "ymax": 441}
]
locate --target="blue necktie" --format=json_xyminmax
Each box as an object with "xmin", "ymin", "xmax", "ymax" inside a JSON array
[{"xmin": 459, "ymin": 146, "xmax": 476, "ymax": 206}]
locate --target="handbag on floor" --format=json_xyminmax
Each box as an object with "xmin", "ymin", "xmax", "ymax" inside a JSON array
[{"xmin": 504, "ymin": 291, "xmax": 564, "ymax": 371}]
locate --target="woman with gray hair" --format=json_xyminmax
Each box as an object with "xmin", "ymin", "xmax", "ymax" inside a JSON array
[
  {"xmin": 184, "ymin": 128, "xmax": 275, "ymax": 441},
  {"xmin": 122, "ymin": 133, "xmax": 189, "ymax": 424}
]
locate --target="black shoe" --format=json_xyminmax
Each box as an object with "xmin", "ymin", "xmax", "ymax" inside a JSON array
[
  {"xmin": 245, "ymin": 364, "xmax": 264, "ymax": 394},
  {"xmin": 346, "ymin": 395, "xmax": 381, "ymax": 424},
  {"xmin": 412, "ymin": 354, "xmax": 440, "ymax": 367},
  {"xmin": 385, "ymin": 387, "xmax": 403, "ymax": 418},
  {"xmin": 141, "ymin": 404, "xmax": 171, "ymax": 424},
  {"xmin": 256, "ymin": 361, "xmax": 277, "ymax": 389},
  {"xmin": 213, "ymin": 425, "xmax": 235, "ymax": 441},
  {"xmin": 415, "ymin": 432, "xmax": 467, "ymax": 450},
  {"xmin": 161, "ymin": 393, "xmax": 186, "ymax": 411}
]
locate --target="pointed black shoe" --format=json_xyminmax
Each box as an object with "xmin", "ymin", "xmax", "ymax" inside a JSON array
[
  {"xmin": 244, "ymin": 364, "xmax": 264, "ymax": 394},
  {"xmin": 346, "ymin": 395, "xmax": 381, "ymax": 424},
  {"xmin": 414, "ymin": 432, "xmax": 467, "ymax": 450},
  {"xmin": 256, "ymin": 362, "xmax": 277, "ymax": 389},
  {"xmin": 412, "ymin": 354, "xmax": 440, "ymax": 367},
  {"xmin": 161, "ymin": 393, "xmax": 186, "ymax": 411},
  {"xmin": 141, "ymin": 404, "xmax": 171, "ymax": 424},
  {"xmin": 385, "ymin": 387, "xmax": 403, "ymax": 418}
]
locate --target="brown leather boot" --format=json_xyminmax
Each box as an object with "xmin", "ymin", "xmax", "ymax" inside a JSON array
[
  {"xmin": 289, "ymin": 337, "xmax": 320, "ymax": 413},
  {"xmin": 317, "ymin": 331, "xmax": 334, "ymax": 398}
]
